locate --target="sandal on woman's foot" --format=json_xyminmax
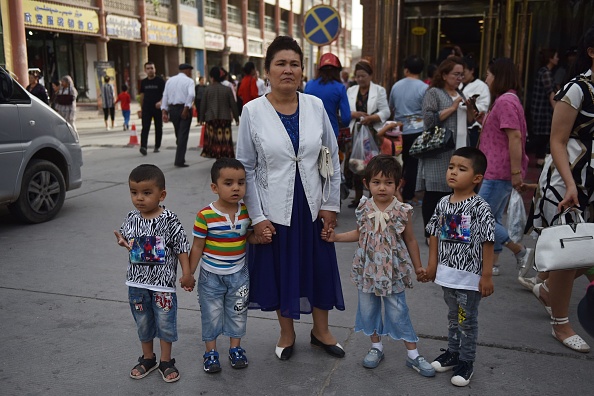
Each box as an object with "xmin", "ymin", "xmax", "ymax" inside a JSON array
[
  {"xmin": 532, "ymin": 282, "xmax": 552, "ymax": 316},
  {"xmin": 550, "ymin": 317, "xmax": 591, "ymax": 353},
  {"xmin": 130, "ymin": 354, "xmax": 158, "ymax": 379},
  {"xmin": 159, "ymin": 358, "xmax": 180, "ymax": 383}
]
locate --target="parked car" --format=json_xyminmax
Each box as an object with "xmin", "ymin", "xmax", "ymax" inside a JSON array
[{"xmin": 0, "ymin": 67, "xmax": 82, "ymax": 223}]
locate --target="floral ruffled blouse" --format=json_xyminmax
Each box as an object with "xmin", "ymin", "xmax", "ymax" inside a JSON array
[{"xmin": 353, "ymin": 196, "xmax": 414, "ymax": 296}]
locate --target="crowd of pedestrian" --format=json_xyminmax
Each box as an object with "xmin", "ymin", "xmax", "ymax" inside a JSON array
[{"xmin": 9, "ymin": 18, "xmax": 580, "ymax": 389}]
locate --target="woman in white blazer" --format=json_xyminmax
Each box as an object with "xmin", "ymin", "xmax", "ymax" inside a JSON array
[
  {"xmin": 236, "ymin": 36, "xmax": 345, "ymax": 361},
  {"xmin": 345, "ymin": 61, "xmax": 391, "ymax": 207}
]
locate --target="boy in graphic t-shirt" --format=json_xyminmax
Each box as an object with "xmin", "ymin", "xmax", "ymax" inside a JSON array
[
  {"xmin": 114, "ymin": 164, "xmax": 194, "ymax": 383},
  {"xmin": 189, "ymin": 158, "xmax": 271, "ymax": 374},
  {"xmin": 425, "ymin": 147, "xmax": 495, "ymax": 388}
]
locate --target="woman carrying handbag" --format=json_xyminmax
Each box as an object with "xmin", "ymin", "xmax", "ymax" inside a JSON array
[{"xmin": 528, "ymin": 25, "xmax": 594, "ymax": 353}]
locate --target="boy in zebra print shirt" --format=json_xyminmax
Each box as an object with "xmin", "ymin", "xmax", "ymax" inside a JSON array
[
  {"xmin": 114, "ymin": 164, "xmax": 194, "ymax": 383},
  {"xmin": 426, "ymin": 147, "xmax": 495, "ymax": 387}
]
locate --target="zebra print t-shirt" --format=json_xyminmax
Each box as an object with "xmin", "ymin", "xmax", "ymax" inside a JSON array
[
  {"xmin": 426, "ymin": 194, "xmax": 495, "ymax": 291},
  {"xmin": 120, "ymin": 208, "xmax": 190, "ymax": 292}
]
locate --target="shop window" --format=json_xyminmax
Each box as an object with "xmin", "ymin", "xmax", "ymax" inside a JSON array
[
  {"xmin": 205, "ymin": 0, "xmax": 220, "ymax": 18},
  {"xmin": 280, "ymin": 20, "xmax": 289, "ymax": 36},
  {"xmin": 180, "ymin": 0, "xmax": 196, "ymax": 6}
]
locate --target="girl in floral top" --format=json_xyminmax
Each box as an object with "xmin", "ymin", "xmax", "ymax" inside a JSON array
[{"xmin": 322, "ymin": 154, "xmax": 435, "ymax": 376}]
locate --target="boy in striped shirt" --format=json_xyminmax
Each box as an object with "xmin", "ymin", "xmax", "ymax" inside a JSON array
[{"xmin": 189, "ymin": 158, "xmax": 271, "ymax": 373}]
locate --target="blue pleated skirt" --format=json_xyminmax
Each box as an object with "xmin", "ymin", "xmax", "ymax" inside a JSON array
[{"xmin": 247, "ymin": 171, "xmax": 345, "ymax": 319}]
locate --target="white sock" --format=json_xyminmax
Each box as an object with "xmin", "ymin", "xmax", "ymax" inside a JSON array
[
  {"xmin": 407, "ymin": 348, "xmax": 419, "ymax": 360},
  {"xmin": 371, "ymin": 342, "xmax": 383, "ymax": 352}
]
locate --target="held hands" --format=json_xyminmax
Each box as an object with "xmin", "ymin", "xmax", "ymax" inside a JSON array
[
  {"xmin": 113, "ymin": 230, "xmax": 131, "ymax": 251},
  {"xmin": 253, "ymin": 221, "xmax": 275, "ymax": 245},
  {"xmin": 321, "ymin": 228, "xmax": 336, "ymax": 242},
  {"xmin": 254, "ymin": 227, "xmax": 273, "ymax": 244},
  {"xmin": 415, "ymin": 267, "xmax": 428, "ymax": 282},
  {"xmin": 425, "ymin": 265, "xmax": 437, "ymax": 282},
  {"xmin": 179, "ymin": 274, "xmax": 196, "ymax": 292}
]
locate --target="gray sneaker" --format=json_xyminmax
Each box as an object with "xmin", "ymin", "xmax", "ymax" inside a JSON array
[
  {"xmin": 362, "ymin": 348, "xmax": 384, "ymax": 369},
  {"xmin": 406, "ymin": 355, "xmax": 436, "ymax": 377},
  {"xmin": 516, "ymin": 247, "xmax": 534, "ymax": 278}
]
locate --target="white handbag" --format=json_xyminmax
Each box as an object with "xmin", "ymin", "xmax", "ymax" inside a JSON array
[
  {"xmin": 534, "ymin": 207, "xmax": 594, "ymax": 272},
  {"xmin": 318, "ymin": 145, "xmax": 333, "ymax": 202}
]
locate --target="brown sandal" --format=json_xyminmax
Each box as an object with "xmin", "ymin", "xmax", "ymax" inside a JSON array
[{"xmin": 159, "ymin": 358, "xmax": 180, "ymax": 383}]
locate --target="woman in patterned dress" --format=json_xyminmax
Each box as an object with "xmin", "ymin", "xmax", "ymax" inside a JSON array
[
  {"xmin": 54, "ymin": 75, "xmax": 78, "ymax": 131},
  {"xmin": 199, "ymin": 67, "xmax": 239, "ymax": 159},
  {"xmin": 529, "ymin": 26, "xmax": 594, "ymax": 353},
  {"xmin": 236, "ymin": 36, "xmax": 344, "ymax": 360}
]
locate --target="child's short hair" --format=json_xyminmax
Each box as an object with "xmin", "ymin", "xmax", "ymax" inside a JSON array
[
  {"xmin": 452, "ymin": 147, "xmax": 488, "ymax": 175},
  {"xmin": 129, "ymin": 164, "xmax": 165, "ymax": 190},
  {"xmin": 211, "ymin": 158, "xmax": 245, "ymax": 183},
  {"xmin": 121, "ymin": 84, "xmax": 128, "ymax": 92},
  {"xmin": 364, "ymin": 154, "xmax": 403, "ymax": 183}
]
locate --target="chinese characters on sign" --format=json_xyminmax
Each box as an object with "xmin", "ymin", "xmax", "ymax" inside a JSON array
[
  {"xmin": 23, "ymin": 0, "xmax": 99, "ymax": 34},
  {"xmin": 106, "ymin": 15, "xmax": 141, "ymax": 41},
  {"xmin": 147, "ymin": 20, "xmax": 178, "ymax": 46}
]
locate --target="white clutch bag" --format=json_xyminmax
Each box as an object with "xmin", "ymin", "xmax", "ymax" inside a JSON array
[
  {"xmin": 318, "ymin": 145, "xmax": 333, "ymax": 202},
  {"xmin": 534, "ymin": 208, "xmax": 594, "ymax": 272}
]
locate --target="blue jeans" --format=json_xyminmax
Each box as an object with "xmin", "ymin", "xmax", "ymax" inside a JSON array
[
  {"xmin": 122, "ymin": 110, "xmax": 130, "ymax": 127},
  {"xmin": 354, "ymin": 290, "xmax": 419, "ymax": 343},
  {"xmin": 442, "ymin": 287, "xmax": 481, "ymax": 362},
  {"xmin": 198, "ymin": 265, "xmax": 249, "ymax": 341},
  {"xmin": 128, "ymin": 286, "xmax": 178, "ymax": 343},
  {"xmin": 479, "ymin": 179, "xmax": 513, "ymax": 253}
]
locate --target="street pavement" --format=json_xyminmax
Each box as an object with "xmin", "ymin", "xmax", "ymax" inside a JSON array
[{"xmin": 0, "ymin": 106, "xmax": 592, "ymax": 395}]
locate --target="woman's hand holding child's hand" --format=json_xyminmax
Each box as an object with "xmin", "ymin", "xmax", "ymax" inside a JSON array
[
  {"xmin": 321, "ymin": 228, "xmax": 336, "ymax": 242},
  {"xmin": 258, "ymin": 227, "xmax": 273, "ymax": 244},
  {"xmin": 180, "ymin": 274, "xmax": 195, "ymax": 292},
  {"xmin": 113, "ymin": 230, "xmax": 131, "ymax": 250}
]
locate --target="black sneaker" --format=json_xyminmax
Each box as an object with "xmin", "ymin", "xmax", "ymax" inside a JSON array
[
  {"xmin": 451, "ymin": 360, "xmax": 473, "ymax": 387},
  {"xmin": 430, "ymin": 348, "xmax": 459, "ymax": 372},
  {"xmin": 139, "ymin": 147, "xmax": 147, "ymax": 156}
]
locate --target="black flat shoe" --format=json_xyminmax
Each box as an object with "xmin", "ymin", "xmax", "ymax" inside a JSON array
[
  {"xmin": 275, "ymin": 337, "xmax": 295, "ymax": 360},
  {"xmin": 174, "ymin": 163, "xmax": 189, "ymax": 168},
  {"xmin": 310, "ymin": 331, "xmax": 345, "ymax": 358}
]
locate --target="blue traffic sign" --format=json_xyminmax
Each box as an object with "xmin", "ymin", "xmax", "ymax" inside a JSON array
[{"xmin": 303, "ymin": 5, "xmax": 341, "ymax": 46}]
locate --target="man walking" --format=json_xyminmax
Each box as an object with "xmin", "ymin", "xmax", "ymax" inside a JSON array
[
  {"xmin": 194, "ymin": 76, "xmax": 206, "ymax": 126},
  {"xmin": 161, "ymin": 63, "xmax": 195, "ymax": 167},
  {"xmin": 139, "ymin": 62, "xmax": 165, "ymax": 155}
]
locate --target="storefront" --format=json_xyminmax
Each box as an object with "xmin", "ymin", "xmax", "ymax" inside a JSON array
[
  {"xmin": 106, "ymin": 14, "xmax": 141, "ymax": 97},
  {"xmin": 23, "ymin": 0, "xmax": 99, "ymax": 99},
  {"xmin": 227, "ymin": 35, "xmax": 245, "ymax": 78},
  {"xmin": 204, "ymin": 31, "xmax": 225, "ymax": 73},
  {"xmin": 146, "ymin": 19, "xmax": 179, "ymax": 78},
  {"xmin": 180, "ymin": 24, "xmax": 205, "ymax": 78}
]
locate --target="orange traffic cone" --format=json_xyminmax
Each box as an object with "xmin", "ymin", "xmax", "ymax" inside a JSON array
[{"xmin": 128, "ymin": 123, "xmax": 139, "ymax": 146}]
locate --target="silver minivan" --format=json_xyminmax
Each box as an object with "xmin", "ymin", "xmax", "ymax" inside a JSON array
[{"xmin": 0, "ymin": 67, "xmax": 82, "ymax": 223}]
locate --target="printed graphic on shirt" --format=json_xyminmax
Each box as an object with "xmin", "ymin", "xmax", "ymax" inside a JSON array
[
  {"xmin": 439, "ymin": 214, "xmax": 471, "ymax": 243},
  {"xmin": 129, "ymin": 236, "xmax": 165, "ymax": 264}
]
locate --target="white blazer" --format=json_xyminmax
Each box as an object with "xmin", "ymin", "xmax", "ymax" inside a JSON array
[
  {"xmin": 236, "ymin": 93, "xmax": 341, "ymax": 226},
  {"xmin": 347, "ymin": 82, "xmax": 391, "ymax": 130}
]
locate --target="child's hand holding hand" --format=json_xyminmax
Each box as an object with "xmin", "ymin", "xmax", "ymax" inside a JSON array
[
  {"xmin": 113, "ymin": 230, "xmax": 131, "ymax": 250},
  {"xmin": 479, "ymin": 276, "xmax": 494, "ymax": 297},
  {"xmin": 321, "ymin": 228, "xmax": 336, "ymax": 242},
  {"xmin": 415, "ymin": 267, "xmax": 427, "ymax": 282},
  {"xmin": 180, "ymin": 274, "xmax": 195, "ymax": 292},
  {"xmin": 425, "ymin": 266, "xmax": 437, "ymax": 282},
  {"xmin": 261, "ymin": 227, "xmax": 273, "ymax": 243}
]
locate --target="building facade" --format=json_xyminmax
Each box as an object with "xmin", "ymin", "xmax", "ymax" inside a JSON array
[{"xmin": 1, "ymin": 0, "xmax": 352, "ymax": 104}]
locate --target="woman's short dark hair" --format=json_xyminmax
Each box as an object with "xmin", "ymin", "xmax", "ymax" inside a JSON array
[
  {"xmin": 488, "ymin": 58, "xmax": 520, "ymax": 99},
  {"xmin": 539, "ymin": 48, "xmax": 557, "ymax": 67},
  {"xmin": 264, "ymin": 36, "xmax": 303, "ymax": 73},
  {"xmin": 430, "ymin": 56, "xmax": 464, "ymax": 88},
  {"xmin": 403, "ymin": 56, "xmax": 424, "ymax": 75},
  {"xmin": 209, "ymin": 66, "xmax": 224, "ymax": 83},
  {"xmin": 317, "ymin": 67, "xmax": 341, "ymax": 84},
  {"xmin": 364, "ymin": 154, "xmax": 403, "ymax": 185},
  {"xmin": 576, "ymin": 24, "xmax": 594, "ymax": 74},
  {"xmin": 355, "ymin": 61, "xmax": 373, "ymax": 75},
  {"xmin": 129, "ymin": 164, "xmax": 165, "ymax": 190}
]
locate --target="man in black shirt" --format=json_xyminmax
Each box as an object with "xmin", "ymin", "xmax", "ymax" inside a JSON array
[{"xmin": 139, "ymin": 62, "xmax": 166, "ymax": 155}]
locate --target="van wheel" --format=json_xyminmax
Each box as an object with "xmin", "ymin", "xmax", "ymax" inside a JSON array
[{"xmin": 9, "ymin": 159, "xmax": 66, "ymax": 223}]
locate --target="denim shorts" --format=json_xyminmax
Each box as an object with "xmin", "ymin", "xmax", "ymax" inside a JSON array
[
  {"xmin": 128, "ymin": 286, "xmax": 178, "ymax": 343},
  {"xmin": 198, "ymin": 265, "xmax": 249, "ymax": 341},
  {"xmin": 354, "ymin": 289, "xmax": 419, "ymax": 343}
]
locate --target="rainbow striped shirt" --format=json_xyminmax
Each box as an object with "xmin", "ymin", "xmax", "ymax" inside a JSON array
[{"xmin": 193, "ymin": 203, "xmax": 252, "ymax": 275}]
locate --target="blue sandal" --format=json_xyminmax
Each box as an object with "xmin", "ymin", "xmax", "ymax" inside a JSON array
[
  {"xmin": 203, "ymin": 350, "xmax": 222, "ymax": 373},
  {"xmin": 229, "ymin": 346, "xmax": 248, "ymax": 369}
]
